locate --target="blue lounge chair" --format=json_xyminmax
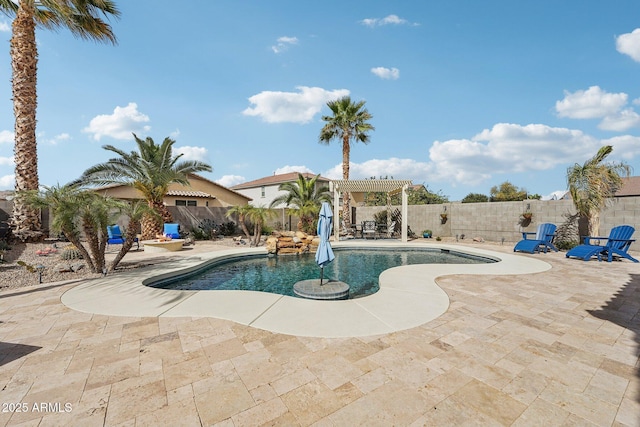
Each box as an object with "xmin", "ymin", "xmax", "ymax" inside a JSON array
[
  {"xmin": 163, "ymin": 223, "xmax": 181, "ymax": 239},
  {"xmin": 107, "ymin": 224, "xmax": 139, "ymax": 250},
  {"xmin": 566, "ymin": 225, "xmax": 638, "ymax": 263},
  {"xmin": 514, "ymin": 223, "xmax": 557, "ymax": 254}
]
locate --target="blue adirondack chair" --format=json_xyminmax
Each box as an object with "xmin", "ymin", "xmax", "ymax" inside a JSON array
[
  {"xmin": 566, "ymin": 225, "xmax": 638, "ymax": 263},
  {"xmin": 163, "ymin": 223, "xmax": 181, "ymax": 239},
  {"xmin": 107, "ymin": 224, "xmax": 139, "ymax": 250},
  {"xmin": 514, "ymin": 223, "xmax": 558, "ymax": 254}
]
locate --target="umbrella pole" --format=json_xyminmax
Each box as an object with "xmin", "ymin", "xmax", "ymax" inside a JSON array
[{"xmin": 320, "ymin": 266, "xmax": 324, "ymax": 285}]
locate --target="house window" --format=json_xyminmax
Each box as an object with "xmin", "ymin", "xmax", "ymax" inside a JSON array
[
  {"xmin": 175, "ymin": 200, "xmax": 197, "ymax": 207},
  {"xmin": 261, "ymin": 186, "xmax": 265, "ymax": 197}
]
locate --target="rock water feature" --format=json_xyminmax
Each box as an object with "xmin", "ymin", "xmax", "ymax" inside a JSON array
[{"xmin": 265, "ymin": 231, "xmax": 319, "ymax": 255}]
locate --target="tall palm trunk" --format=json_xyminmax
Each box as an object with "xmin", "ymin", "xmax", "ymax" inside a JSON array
[
  {"xmin": 141, "ymin": 200, "xmax": 172, "ymax": 239},
  {"xmin": 342, "ymin": 134, "xmax": 351, "ymax": 225},
  {"xmin": 11, "ymin": 2, "xmax": 42, "ymax": 241}
]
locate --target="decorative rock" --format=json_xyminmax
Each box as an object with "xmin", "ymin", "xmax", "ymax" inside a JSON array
[{"xmin": 71, "ymin": 263, "xmax": 85, "ymax": 272}]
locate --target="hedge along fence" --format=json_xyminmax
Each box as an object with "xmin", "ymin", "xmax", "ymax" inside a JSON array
[{"xmin": 354, "ymin": 197, "xmax": 640, "ymax": 244}]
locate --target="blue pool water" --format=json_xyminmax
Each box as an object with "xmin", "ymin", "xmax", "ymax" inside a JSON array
[{"xmin": 148, "ymin": 248, "xmax": 496, "ymax": 299}]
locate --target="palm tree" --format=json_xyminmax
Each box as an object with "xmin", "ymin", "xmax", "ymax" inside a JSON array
[
  {"xmin": 76, "ymin": 134, "xmax": 212, "ymax": 239},
  {"xmin": 567, "ymin": 145, "xmax": 630, "ymax": 238},
  {"xmin": 319, "ymin": 96, "xmax": 374, "ymax": 225},
  {"xmin": 109, "ymin": 199, "xmax": 152, "ymax": 272},
  {"xmin": 245, "ymin": 206, "xmax": 275, "ymax": 246},
  {"xmin": 20, "ymin": 184, "xmax": 122, "ymax": 273},
  {"xmin": 1, "ymin": 0, "xmax": 120, "ymax": 242},
  {"xmin": 269, "ymin": 173, "xmax": 332, "ymax": 234},
  {"xmin": 226, "ymin": 204, "xmax": 253, "ymax": 239}
]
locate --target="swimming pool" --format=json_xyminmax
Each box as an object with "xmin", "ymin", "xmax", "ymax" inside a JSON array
[{"xmin": 147, "ymin": 247, "xmax": 496, "ymax": 298}]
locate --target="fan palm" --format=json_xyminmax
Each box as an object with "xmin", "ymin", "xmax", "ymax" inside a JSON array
[
  {"xmin": 1, "ymin": 0, "xmax": 120, "ymax": 241},
  {"xmin": 567, "ymin": 145, "xmax": 630, "ymax": 237},
  {"xmin": 269, "ymin": 173, "xmax": 331, "ymax": 234},
  {"xmin": 319, "ymin": 96, "xmax": 374, "ymax": 225},
  {"xmin": 76, "ymin": 134, "xmax": 212, "ymax": 239}
]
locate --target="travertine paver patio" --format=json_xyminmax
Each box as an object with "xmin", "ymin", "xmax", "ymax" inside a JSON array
[{"xmin": 0, "ymin": 241, "xmax": 638, "ymax": 426}]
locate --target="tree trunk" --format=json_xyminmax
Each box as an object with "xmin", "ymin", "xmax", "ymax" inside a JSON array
[
  {"xmin": 589, "ymin": 213, "xmax": 600, "ymax": 238},
  {"xmin": 10, "ymin": 2, "xmax": 42, "ymax": 241},
  {"xmin": 82, "ymin": 220, "xmax": 105, "ymax": 274},
  {"xmin": 342, "ymin": 134, "xmax": 351, "ymax": 225},
  {"xmin": 62, "ymin": 232, "xmax": 95, "ymax": 273},
  {"xmin": 110, "ymin": 218, "xmax": 140, "ymax": 271},
  {"xmin": 238, "ymin": 214, "xmax": 251, "ymax": 239},
  {"xmin": 141, "ymin": 199, "xmax": 168, "ymax": 239}
]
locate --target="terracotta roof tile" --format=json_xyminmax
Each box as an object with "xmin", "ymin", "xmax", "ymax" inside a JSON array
[
  {"xmin": 167, "ymin": 190, "xmax": 214, "ymax": 198},
  {"xmin": 231, "ymin": 172, "xmax": 329, "ymax": 190}
]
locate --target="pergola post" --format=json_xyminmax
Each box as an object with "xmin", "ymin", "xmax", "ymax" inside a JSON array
[{"xmin": 402, "ymin": 184, "xmax": 408, "ymax": 242}]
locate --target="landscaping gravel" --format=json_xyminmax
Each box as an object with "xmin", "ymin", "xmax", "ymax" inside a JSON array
[{"xmin": 0, "ymin": 237, "xmax": 253, "ymax": 291}]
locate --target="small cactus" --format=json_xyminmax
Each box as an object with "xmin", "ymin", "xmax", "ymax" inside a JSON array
[{"xmin": 60, "ymin": 244, "xmax": 83, "ymax": 260}]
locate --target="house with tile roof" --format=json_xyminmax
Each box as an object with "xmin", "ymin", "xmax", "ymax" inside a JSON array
[
  {"xmin": 231, "ymin": 172, "xmax": 331, "ymax": 208},
  {"xmin": 94, "ymin": 173, "xmax": 251, "ymax": 207}
]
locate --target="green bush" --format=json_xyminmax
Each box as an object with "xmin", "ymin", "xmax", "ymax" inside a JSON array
[
  {"xmin": 555, "ymin": 240, "xmax": 578, "ymax": 251},
  {"xmin": 219, "ymin": 221, "xmax": 237, "ymax": 236}
]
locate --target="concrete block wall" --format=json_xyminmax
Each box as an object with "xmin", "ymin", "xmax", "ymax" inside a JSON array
[{"xmin": 355, "ymin": 197, "xmax": 640, "ymax": 244}]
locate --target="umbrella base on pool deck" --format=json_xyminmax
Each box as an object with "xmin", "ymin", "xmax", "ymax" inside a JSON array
[{"xmin": 293, "ymin": 279, "xmax": 350, "ymax": 300}]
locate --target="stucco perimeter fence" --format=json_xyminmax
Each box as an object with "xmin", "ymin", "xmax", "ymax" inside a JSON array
[
  {"xmin": 354, "ymin": 197, "xmax": 640, "ymax": 244},
  {"xmin": 2, "ymin": 199, "xmax": 639, "ymax": 243}
]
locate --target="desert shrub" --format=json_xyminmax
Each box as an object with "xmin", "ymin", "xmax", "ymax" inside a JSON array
[
  {"xmin": 218, "ymin": 221, "xmax": 237, "ymax": 236},
  {"xmin": 555, "ymin": 240, "xmax": 578, "ymax": 251}
]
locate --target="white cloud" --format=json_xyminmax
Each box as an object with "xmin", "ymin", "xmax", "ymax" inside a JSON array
[
  {"xmin": 371, "ymin": 67, "xmax": 400, "ymax": 80},
  {"xmin": 323, "ymin": 158, "xmax": 435, "ymax": 182},
  {"xmin": 216, "ymin": 175, "xmax": 246, "ymax": 187},
  {"xmin": 274, "ymin": 165, "xmax": 315, "ymax": 175},
  {"xmin": 0, "ymin": 174, "xmax": 15, "ymax": 189},
  {"xmin": 272, "ymin": 36, "xmax": 298, "ymax": 54},
  {"xmin": 616, "ymin": 28, "xmax": 640, "ymax": 62},
  {"xmin": 0, "ymin": 22, "xmax": 9, "ymax": 32},
  {"xmin": 361, "ymin": 14, "xmax": 416, "ymax": 27},
  {"xmin": 598, "ymin": 109, "xmax": 640, "ymax": 131},
  {"xmin": 555, "ymin": 86, "xmax": 628, "ymax": 119},
  {"xmin": 243, "ymin": 86, "xmax": 350, "ymax": 124},
  {"xmin": 601, "ymin": 134, "xmax": 640, "ymax": 160},
  {"xmin": 429, "ymin": 123, "xmax": 600, "ymax": 185},
  {"xmin": 169, "ymin": 129, "xmax": 180, "ymax": 139},
  {"xmin": 555, "ymin": 86, "xmax": 640, "ymax": 131},
  {"xmin": 174, "ymin": 145, "xmax": 208, "ymax": 162},
  {"xmin": 0, "ymin": 130, "xmax": 13, "ymax": 144},
  {"xmin": 83, "ymin": 102, "xmax": 151, "ymax": 141},
  {"xmin": 40, "ymin": 132, "xmax": 71, "ymax": 145},
  {"xmin": 0, "ymin": 156, "xmax": 14, "ymax": 166}
]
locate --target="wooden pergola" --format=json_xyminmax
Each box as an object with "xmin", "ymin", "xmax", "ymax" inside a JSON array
[{"xmin": 329, "ymin": 179, "xmax": 413, "ymax": 242}]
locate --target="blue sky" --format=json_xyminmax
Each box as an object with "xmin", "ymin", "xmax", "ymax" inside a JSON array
[{"xmin": 1, "ymin": 1, "xmax": 640, "ymax": 201}]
